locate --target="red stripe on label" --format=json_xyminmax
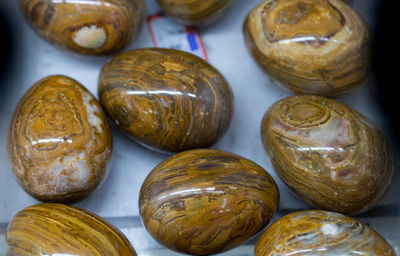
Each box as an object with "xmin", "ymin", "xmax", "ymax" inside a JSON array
[{"xmin": 146, "ymin": 13, "xmax": 164, "ymax": 47}]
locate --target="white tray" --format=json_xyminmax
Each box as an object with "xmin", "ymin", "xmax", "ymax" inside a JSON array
[{"xmin": 0, "ymin": 0, "xmax": 398, "ymax": 254}]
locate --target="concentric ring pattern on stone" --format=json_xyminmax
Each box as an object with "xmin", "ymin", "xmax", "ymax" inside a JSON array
[
  {"xmin": 243, "ymin": 0, "xmax": 370, "ymax": 95},
  {"xmin": 8, "ymin": 75, "xmax": 112, "ymax": 203},
  {"xmin": 255, "ymin": 210, "xmax": 396, "ymax": 256},
  {"xmin": 18, "ymin": 0, "xmax": 145, "ymax": 55},
  {"xmin": 6, "ymin": 204, "xmax": 136, "ymax": 256},
  {"xmin": 261, "ymin": 95, "xmax": 394, "ymax": 214},
  {"xmin": 99, "ymin": 48, "xmax": 234, "ymax": 153},
  {"xmin": 139, "ymin": 149, "xmax": 279, "ymax": 255}
]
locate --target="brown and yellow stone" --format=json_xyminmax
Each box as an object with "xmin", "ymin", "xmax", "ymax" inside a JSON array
[
  {"xmin": 139, "ymin": 149, "xmax": 279, "ymax": 255},
  {"xmin": 157, "ymin": 0, "xmax": 234, "ymax": 26},
  {"xmin": 6, "ymin": 203, "xmax": 136, "ymax": 256},
  {"xmin": 243, "ymin": 0, "xmax": 370, "ymax": 95},
  {"xmin": 261, "ymin": 95, "xmax": 394, "ymax": 214},
  {"xmin": 8, "ymin": 75, "xmax": 112, "ymax": 203},
  {"xmin": 255, "ymin": 210, "xmax": 396, "ymax": 256},
  {"xmin": 18, "ymin": 0, "xmax": 145, "ymax": 55},
  {"xmin": 99, "ymin": 48, "xmax": 234, "ymax": 153}
]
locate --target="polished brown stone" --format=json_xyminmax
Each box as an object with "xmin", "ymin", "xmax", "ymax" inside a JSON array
[
  {"xmin": 261, "ymin": 95, "xmax": 394, "ymax": 214},
  {"xmin": 157, "ymin": 0, "xmax": 234, "ymax": 26},
  {"xmin": 255, "ymin": 210, "xmax": 396, "ymax": 256},
  {"xmin": 139, "ymin": 149, "xmax": 279, "ymax": 255},
  {"xmin": 99, "ymin": 48, "xmax": 234, "ymax": 153},
  {"xmin": 8, "ymin": 75, "xmax": 112, "ymax": 203},
  {"xmin": 244, "ymin": 0, "xmax": 370, "ymax": 95},
  {"xmin": 18, "ymin": 0, "xmax": 145, "ymax": 55},
  {"xmin": 6, "ymin": 204, "xmax": 136, "ymax": 256}
]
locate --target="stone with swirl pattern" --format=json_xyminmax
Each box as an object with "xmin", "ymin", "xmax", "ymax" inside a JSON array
[
  {"xmin": 261, "ymin": 95, "xmax": 394, "ymax": 214},
  {"xmin": 243, "ymin": 0, "xmax": 370, "ymax": 95},
  {"xmin": 8, "ymin": 75, "xmax": 112, "ymax": 203},
  {"xmin": 139, "ymin": 149, "xmax": 279, "ymax": 255},
  {"xmin": 157, "ymin": 0, "xmax": 234, "ymax": 26},
  {"xmin": 99, "ymin": 48, "xmax": 234, "ymax": 153},
  {"xmin": 6, "ymin": 203, "xmax": 136, "ymax": 256},
  {"xmin": 255, "ymin": 210, "xmax": 396, "ymax": 255},
  {"xmin": 18, "ymin": 0, "xmax": 145, "ymax": 55}
]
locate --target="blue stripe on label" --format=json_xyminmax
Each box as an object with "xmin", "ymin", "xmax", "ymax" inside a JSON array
[{"xmin": 187, "ymin": 33, "xmax": 198, "ymax": 51}]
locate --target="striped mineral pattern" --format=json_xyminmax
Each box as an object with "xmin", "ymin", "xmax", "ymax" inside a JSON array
[
  {"xmin": 139, "ymin": 149, "xmax": 279, "ymax": 255},
  {"xmin": 18, "ymin": 0, "xmax": 145, "ymax": 55},
  {"xmin": 99, "ymin": 48, "xmax": 234, "ymax": 153},
  {"xmin": 255, "ymin": 210, "xmax": 396, "ymax": 256},
  {"xmin": 243, "ymin": 0, "xmax": 370, "ymax": 95},
  {"xmin": 6, "ymin": 204, "xmax": 136, "ymax": 256},
  {"xmin": 157, "ymin": 0, "xmax": 234, "ymax": 26},
  {"xmin": 261, "ymin": 95, "xmax": 394, "ymax": 214},
  {"xmin": 8, "ymin": 75, "xmax": 112, "ymax": 203}
]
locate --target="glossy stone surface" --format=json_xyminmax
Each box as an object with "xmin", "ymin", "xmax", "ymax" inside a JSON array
[
  {"xmin": 99, "ymin": 48, "xmax": 234, "ymax": 153},
  {"xmin": 8, "ymin": 75, "xmax": 112, "ymax": 203},
  {"xmin": 139, "ymin": 149, "xmax": 279, "ymax": 255},
  {"xmin": 261, "ymin": 95, "xmax": 394, "ymax": 214},
  {"xmin": 157, "ymin": 0, "xmax": 234, "ymax": 26},
  {"xmin": 255, "ymin": 210, "xmax": 396, "ymax": 256},
  {"xmin": 18, "ymin": 0, "xmax": 145, "ymax": 55},
  {"xmin": 243, "ymin": 0, "xmax": 370, "ymax": 95},
  {"xmin": 6, "ymin": 203, "xmax": 136, "ymax": 256}
]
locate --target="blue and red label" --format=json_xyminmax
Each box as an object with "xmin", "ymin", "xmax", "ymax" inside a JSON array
[{"xmin": 147, "ymin": 13, "xmax": 208, "ymax": 60}]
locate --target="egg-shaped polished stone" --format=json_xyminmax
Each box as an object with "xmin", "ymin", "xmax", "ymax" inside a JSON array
[
  {"xmin": 99, "ymin": 48, "xmax": 234, "ymax": 153},
  {"xmin": 18, "ymin": 0, "xmax": 145, "ymax": 55},
  {"xmin": 6, "ymin": 203, "xmax": 136, "ymax": 256},
  {"xmin": 157, "ymin": 0, "xmax": 234, "ymax": 26},
  {"xmin": 261, "ymin": 95, "xmax": 393, "ymax": 214},
  {"xmin": 8, "ymin": 75, "xmax": 112, "ymax": 203},
  {"xmin": 243, "ymin": 0, "xmax": 370, "ymax": 95},
  {"xmin": 139, "ymin": 149, "xmax": 279, "ymax": 255},
  {"xmin": 255, "ymin": 210, "xmax": 396, "ymax": 256}
]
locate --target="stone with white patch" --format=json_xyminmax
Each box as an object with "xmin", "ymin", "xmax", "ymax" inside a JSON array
[{"xmin": 72, "ymin": 25, "xmax": 107, "ymax": 49}]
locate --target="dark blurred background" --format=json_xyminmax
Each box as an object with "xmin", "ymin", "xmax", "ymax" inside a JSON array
[
  {"xmin": 0, "ymin": 1, "xmax": 16, "ymax": 85},
  {"xmin": 1, "ymin": 6, "xmax": 11, "ymax": 75},
  {"xmin": 372, "ymin": 0, "xmax": 398, "ymax": 143}
]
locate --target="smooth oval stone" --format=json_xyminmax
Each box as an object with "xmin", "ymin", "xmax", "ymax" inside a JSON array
[
  {"xmin": 139, "ymin": 149, "xmax": 279, "ymax": 255},
  {"xmin": 157, "ymin": 0, "xmax": 234, "ymax": 26},
  {"xmin": 18, "ymin": 0, "xmax": 145, "ymax": 55},
  {"xmin": 255, "ymin": 210, "xmax": 396, "ymax": 256},
  {"xmin": 261, "ymin": 95, "xmax": 394, "ymax": 214},
  {"xmin": 8, "ymin": 75, "xmax": 112, "ymax": 203},
  {"xmin": 6, "ymin": 203, "xmax": 136, "ymax": 256},
  {"xmin": 98, "ymin": 48, "xmax": 234, "ymax": 153},
  {"xmin": 243, "ymin": 0, "xmax": 370, "ymax": 95}
]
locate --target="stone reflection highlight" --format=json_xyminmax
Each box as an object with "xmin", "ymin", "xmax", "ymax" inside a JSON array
[
  {"xmin": 255, "ymin": 210, "xmax": 396, "ymax": 256},
  {"xmin": 6, "ymin": 204, "xmax": 136, "ymax": 255},
  {"xmin": 99, "ymin": 48, "xmax": 234, "ymax": 153},
  {"xmin": 18, "ymin": 0, "xmax": 145, "ymax": 55},
  {"xmin": 243, "ymin": 0, "xmax": 371, "ymax": 95},
  {"xmin": 139, "ymin": 149, "xmax": 279, "ymax": 255},
  {"xmin": 261, "ymin": 95, "xmax": 394, "ymax": 214},
  {"xmin": 8, "ymin": 75, "xmax": 112, "ymax": 203}
]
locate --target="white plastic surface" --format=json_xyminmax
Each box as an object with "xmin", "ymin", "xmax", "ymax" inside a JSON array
[{"xmin": 0, "ymin": 0, "xmax": 398, "ymax": 254}]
